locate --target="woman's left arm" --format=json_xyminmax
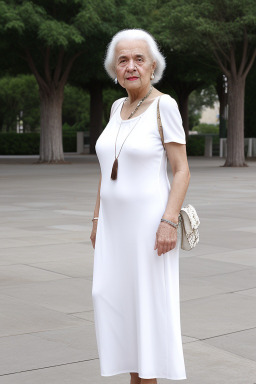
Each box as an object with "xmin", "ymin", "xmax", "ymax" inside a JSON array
[{"xmin": 154, "ymin": 142, "xmax": 190, "ymax": 256}]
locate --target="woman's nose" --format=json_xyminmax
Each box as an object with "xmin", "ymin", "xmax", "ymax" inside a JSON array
[{"xmin": 126, "ymin": 60, "xmax": 136, "ymax": 71}]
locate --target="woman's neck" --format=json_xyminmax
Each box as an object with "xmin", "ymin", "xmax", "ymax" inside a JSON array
[{"xmin": 126, "ymin": 84, "xmax": 153, "ymax": 105}]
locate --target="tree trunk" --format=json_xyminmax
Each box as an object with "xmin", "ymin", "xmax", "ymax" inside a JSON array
[
  {"xmin": 216, "ymin": 74, "xmax": 228, "ymax": 138},
  {"xmin": 89, "ymin": 81, "xmax": 103, "ymax": 154},
  {"xmin": 173, "ymin": 81, "xmax": 202, "ymax": 139},
  {"xmin": 38, "ymin": 88, "xmax": 64, "ymax": 163},
  {"xmin": 224, "ymin": 76, "xmax": 247, "ymax": 167}
]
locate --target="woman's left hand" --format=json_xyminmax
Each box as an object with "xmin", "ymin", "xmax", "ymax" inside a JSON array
[{"xmin": 154, "ymin": 222, "xmax": 177, "ymax": 256}]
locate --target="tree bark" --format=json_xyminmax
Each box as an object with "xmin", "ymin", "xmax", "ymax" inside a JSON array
[
  {"xmin": 25, "ymin": 48, "xmax": 81, "ymax": 163},
  {"xmin": 224, "ymin": 75, "xmax": 247, "ymax": 166},
  {"xmin": 38, "ymin": 88, "xmax": 64, "ymax": 163},
  {"xmin": 213, "ymin": 31, "xmax": 256, "ymax": 166},
  {"xmin": 89, "ymin": 81, "xmax": 103, "ymax": 154},
  {"xmin": 216, "ymin": 74, "xmax": 228, "ymax": 138}
]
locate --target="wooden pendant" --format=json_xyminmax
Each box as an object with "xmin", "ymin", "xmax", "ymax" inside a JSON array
[{"xmin": 111, "ymin": 158, "xmax": 118, "ymax": 180}]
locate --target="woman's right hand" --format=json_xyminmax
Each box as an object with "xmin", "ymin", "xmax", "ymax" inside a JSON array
[{"xmin": 90, "ymin": 220, "xmax": 98, "ymax": 249}]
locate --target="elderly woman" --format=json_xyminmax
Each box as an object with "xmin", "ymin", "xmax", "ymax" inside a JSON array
[{"xmin": 90, "ymin": 29, "xmax": 190, "ymax": 383}]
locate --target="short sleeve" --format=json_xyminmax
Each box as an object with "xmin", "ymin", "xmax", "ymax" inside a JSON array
[{"xmin": 159, "ymin": 94, "xmax": 186, "ymax": 144}]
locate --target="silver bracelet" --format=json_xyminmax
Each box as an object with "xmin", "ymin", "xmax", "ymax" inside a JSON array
[
  {"xmin": 160, "ymin": 218, "xmax": 179, "ymax": 229},
  {"xmin": 92, "ymin": 217, "xmax": 99, "ymax": 222}
]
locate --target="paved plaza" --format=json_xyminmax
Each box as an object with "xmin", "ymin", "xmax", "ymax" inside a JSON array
[{"xmin": 0, "ymin": 155, "xmax": 256, "ymax": 384}]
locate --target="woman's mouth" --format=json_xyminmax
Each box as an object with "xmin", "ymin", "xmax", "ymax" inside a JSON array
[{"xmin": 127, "ymin": 77, "xmax": 139, "ymax": 81}]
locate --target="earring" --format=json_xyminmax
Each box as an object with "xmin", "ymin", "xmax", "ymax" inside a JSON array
[
  {"xmin": 114, "ymin": 78, "xmax": 118, "ymax": 84},
  {"xmin": 150, "ymin": 73, "xmax": 155, "ymax": 80}
]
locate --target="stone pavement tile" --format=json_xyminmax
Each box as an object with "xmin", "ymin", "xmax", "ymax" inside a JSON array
[
  {"xmin": 1, "ymin": 222, "xmax": 89, "ymax": 235},
  {"xmin": 0, "ymin": 226, "xmax": 62, "ymax": 239},
  {"xmin": 180, "ymin": 276, "xmax": 226, "ymax": 301},
  {"xmin": 1, "ymin": 343, "xmax": 256, "ymax": 384},
  {"xmin": 0, "ymin": 323, "xmax": 97, "ymax": 375},
  {"xmin": 179, "ymin": 243, "xmax": 232, "ymax": 258},
  {"xmin": 234, "ymin": 226, "xmax": 256, "ymax": 234},
  {"xmin": 199, "ymin": 229, "xmax": 256, "ymax": 250},
  {"xmin": 53, "ymin": 209, "xmax": 91, "ymax": 216},
  {"xmin": 70, "ymin": 310, "xmax": 95, "ymax": 323},
  {"xmin": 179, "ymin": 340, "xmax": 256, "ymax": 384},
  {"xmin": 15, "ymin": 202, "xmax": 58, "ymax": 208},
  {"xmin": 181, "ymin": 335, "xmax": 198, "ymax": 344},
  {"xmin": 237, "ymin": 287, "xmax": 256, "ymax": 298},
  {"xmin": 198, "ymin": 248, "xmax": 256, "ymax": 267},
  {"xmin": 0, "ymin": 205, "xmax": 31, "ymax": 212},
  {"xmin": 44, "ymin": 229, "xmax": 92, "ymax": 243},
  {"xmin": 0, "ymin": 278, "xmax": 93, "ymax": 313},
  {"xmin": 0, "ymin": 242, "xmax": 90, "ymax": 265},
  {"xmin": 202, "ymin": 206, "xmax": 256, "ymax": 221},
  {"xmin": 181, "ymin": 293, "xmax": 256, "ymax": 339},
  {"xmin": 0, "ymin": 294, "xmax": 84, "ymax": 337},
  {"xmin": 0, "ymin": 235, "xmax": 76, "ymax": 249},
  {"xmin": 0, "ymin": 264, "xmax": 70, "ymax": 286},
  {"xmin": 198, "ymin": 216, "xmax": 255, "ymax": 230},
  {"xmin": 0, "ymin": 360, "xmax": 112, "ymax": 384},
  {"xmin": 1, "ymin": 209, "xmax": 70, "ymax": 222},
  {"xmin": 26, "ymin": 255, "xmax": 93, "ymax": 279},
  {"xmin": 203, "ymin": 327, "xmax": 256, "ymax": 362},
  {"xmin": 48, "ymin": 224, "xmax": 88, "ymax": 232},
  {"xmin": 198, "ymin": 268, "xmax": 256, "ymax": 292},
  {"xmin": 180, "ymin": 257, "xmax": 249, "ymax": 278}
]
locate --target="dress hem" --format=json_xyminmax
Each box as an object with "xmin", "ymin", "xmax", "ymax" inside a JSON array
[{"xmin": 100, "ymin": 369, "xmax": 187, "ymax": 380}]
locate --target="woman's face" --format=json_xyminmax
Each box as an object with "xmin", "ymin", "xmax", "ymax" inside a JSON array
[{"xmin": 114, "ymin": 39, "xmax": 156, "ymax": 92}]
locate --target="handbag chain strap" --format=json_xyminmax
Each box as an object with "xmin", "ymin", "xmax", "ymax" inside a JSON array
[{"xmin": 157, "ymin": 97, "xmax": 166, "ymax": 150}]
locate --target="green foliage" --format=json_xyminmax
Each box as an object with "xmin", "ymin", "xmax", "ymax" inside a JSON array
[
  {"xmin": 189, "ymin": 112, "xmax": 201, "ymax": 130},
  {"xmin": 0, "ymin": 0, "xmax": 85, "ymax": 48},
  {"xmin": 63, "ymin": 84, "xmax": 90, "ymax": 131},
  {"xmin": 186, "ymin": 136, "xmax": 205, "ymax": 156},
  {"xmin": 189, "ymin": 86, "xmax": 218, "ymax": 130},
  {"xmin": 0, "ymin": 75, "xmax": 40, "ymax": 132},
  {"xmin": 155, "ymin": 0, "xmax": 256, "ymax": 67},
  {"xmin": 0, "ymin": 76, "xmax": 90, "ymax": 133},
  {"xmin": 103, "ymin": 87, "xmax": 126, "ymax": 125},
  {"xmin": 1, "ymin": 0, "xmax": 256, "ymax": 159},
  {"xmin": 0, "ymin": 133, "xmax": 40, "ymax": 154},
  {"xmin": 190, "ymin": 86, "xmax": 218, "ymax": 111},
  {"xmin": 192, "ymin": 123, "xmax": 219, "ymax": 134},
  {"xmin": 63, "ymin": 133, "xmax": 76, "ymax": 152},
  {"xmin": 186, "ymin": 134, "xmax": 219, "ymax": 156},
  {"xmin": 0, "ymin": 132, "xmax": 76, "ymax": 154}
]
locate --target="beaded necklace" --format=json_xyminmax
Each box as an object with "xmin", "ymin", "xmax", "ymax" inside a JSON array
[{"xmin": 111, "ymin": 86, "xmax": 153, "ymax": 180}]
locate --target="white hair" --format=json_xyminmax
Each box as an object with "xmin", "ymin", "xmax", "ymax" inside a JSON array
[{"xmin": 104, "ymin": 29, "xmax": 166, "ymax": 84}]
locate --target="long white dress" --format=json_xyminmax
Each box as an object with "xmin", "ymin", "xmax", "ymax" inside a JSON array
[{"xmin": 92, "ymin": 94, "xmax": 187, "ymax": 380}]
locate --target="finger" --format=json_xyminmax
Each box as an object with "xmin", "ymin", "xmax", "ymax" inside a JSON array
[
  {"xmin": 154, "ymin": 236, "xmax": 157, "ymax": 250},
  {"xmin": 158, "ymin": 245, "xmax": 163, "ymax": 256}
]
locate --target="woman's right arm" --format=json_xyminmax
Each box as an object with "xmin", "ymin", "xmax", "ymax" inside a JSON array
[
  {"xmin": 90, "ymin": 172, "xmax": 101, "ymax": 249},
  {"xmin": 90, "ymin": 98, "xmax": 120, "ymax": 248}
]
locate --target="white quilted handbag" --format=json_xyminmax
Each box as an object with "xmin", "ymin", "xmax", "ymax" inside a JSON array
[{"xmin": 178, "ymin": 204, "xmax": 200, "ymax": 251}]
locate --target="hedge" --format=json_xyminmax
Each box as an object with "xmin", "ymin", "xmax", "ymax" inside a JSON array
[
  {"xmin": 186, "ymin": 135, "xmax": 219, "ymax": 156},
  {"xmin": 0, "ymin": 132, "xmax": 76, "ymax": 155},
  {"xmin": 0, "ymin": 132, "xmax": 219, "ymax": 156}
]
